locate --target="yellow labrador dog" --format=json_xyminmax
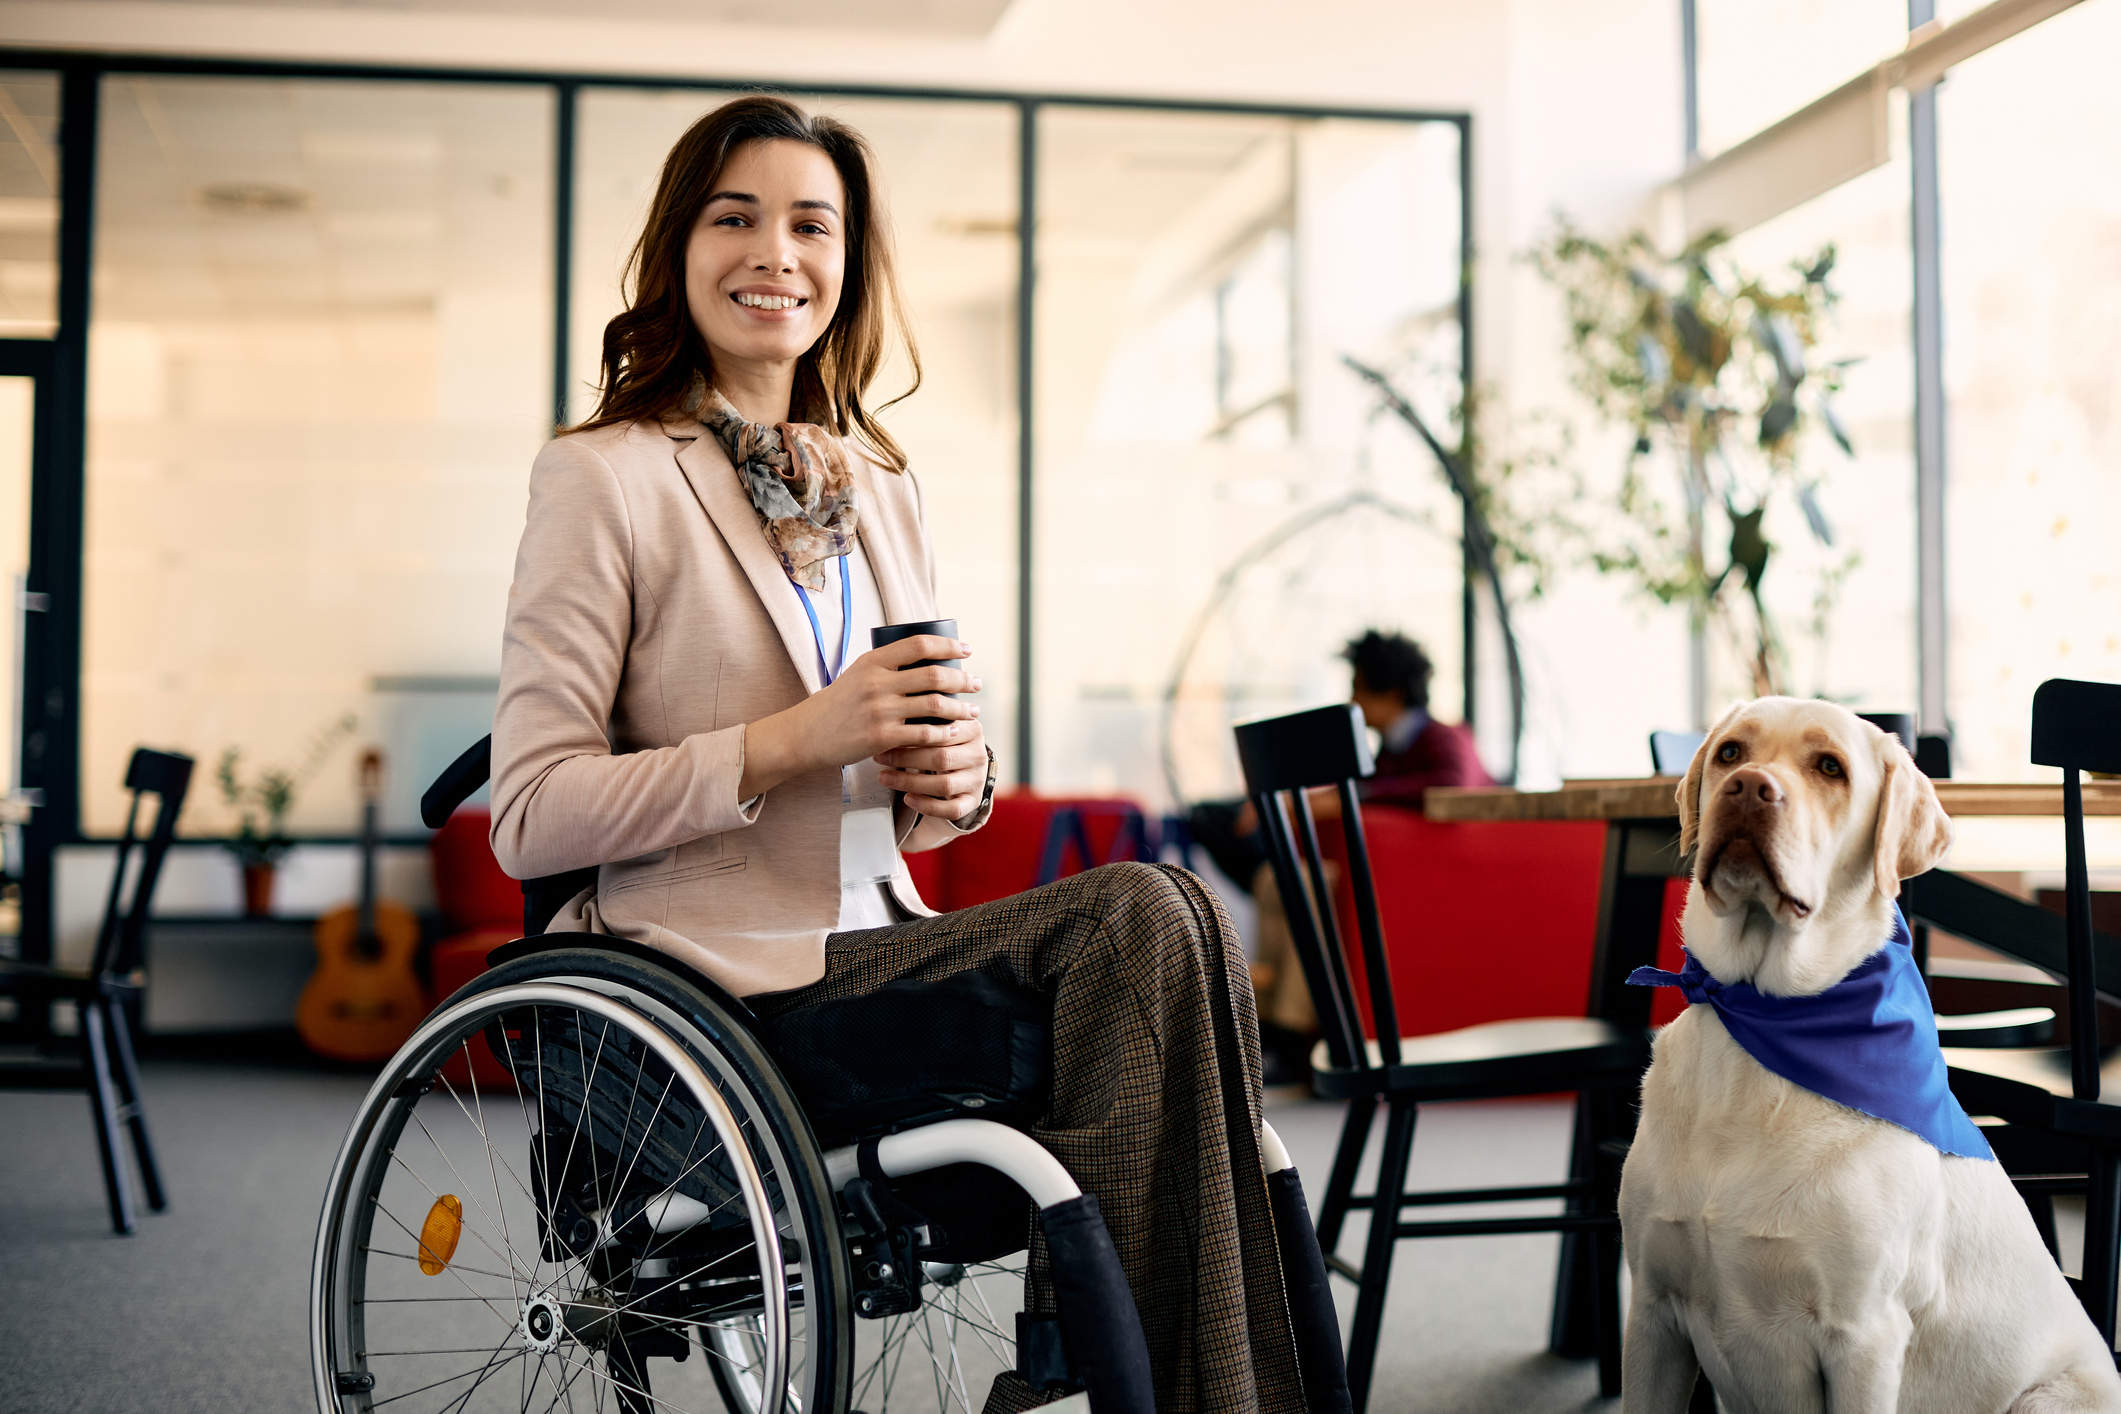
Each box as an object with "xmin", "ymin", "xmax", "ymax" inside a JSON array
[{"xmin": 1621, "ymin": 698, "xmax": 2121, "ymax": 1414}]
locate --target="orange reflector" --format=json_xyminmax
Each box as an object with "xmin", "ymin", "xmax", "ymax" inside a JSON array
[{"xmin": 418, "ymin": 1194, "xmax": 463, "ymax": 1276}]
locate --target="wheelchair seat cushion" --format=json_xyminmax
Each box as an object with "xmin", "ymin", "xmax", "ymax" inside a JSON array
[{"xmin": 758, "ymin": 968, "xmax": 1053, "ymax": 1147}]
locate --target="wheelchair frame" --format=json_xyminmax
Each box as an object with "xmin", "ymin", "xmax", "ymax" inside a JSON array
[{"xmin": 309, "ymin": 740, "xmax": 1330, "ymax": 1413}]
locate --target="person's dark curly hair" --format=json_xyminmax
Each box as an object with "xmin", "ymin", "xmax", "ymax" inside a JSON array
[{"xmin": 1342, "ymin": 629, "xmax": 1433, "ymax": 709}]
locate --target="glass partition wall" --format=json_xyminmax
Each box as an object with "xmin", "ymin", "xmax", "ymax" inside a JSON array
[
  {"xmin": 0, "ymin": 52, "xmax": 1466, "ymax": 967},
  {"xmin": 1033, "ymin": 109, "xmax": 1466, "ymax": 806},
  {"xmin": 0, "ymin": 70, "xmax": 59, "ymax": 338},
  {"xmin": 86, "ymin": 75, "xmax": 555, "ymax": 834}
]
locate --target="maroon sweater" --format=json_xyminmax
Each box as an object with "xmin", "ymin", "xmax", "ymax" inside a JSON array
[{"xmin": 1360, "ymin": 715, "xmax": 1494, "ymax": 806}]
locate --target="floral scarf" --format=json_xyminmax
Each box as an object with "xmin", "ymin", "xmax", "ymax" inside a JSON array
[{"xmin": 697, "ymin": 386, "xmax": 859, "ymax": 591}]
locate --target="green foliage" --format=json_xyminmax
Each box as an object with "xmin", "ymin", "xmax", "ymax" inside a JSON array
[
  {"xmin": 216, "ymin": 713, "xmax": 358, "ymax": 869},
  {"xmin": 1527, "ymin": 214, "xmax": 1857, "ymax": 695}
]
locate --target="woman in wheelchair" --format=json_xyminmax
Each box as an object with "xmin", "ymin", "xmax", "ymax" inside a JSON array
[{"xmin": 311, "ymin": 96, "xmax": 1341, "ymax": 1414}]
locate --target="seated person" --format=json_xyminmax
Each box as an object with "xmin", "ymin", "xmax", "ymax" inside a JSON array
[
  {"xmin": 488, "ymin": 97, "xmax": 1301, "ymax": 1407},
  {"xmin": 1206, "ymin": 630, "xmax": 1491, "ymax": 1082},
  {"xmin": 1343, "ymin": 628, "xmax": 1493, "ymax": 806}
]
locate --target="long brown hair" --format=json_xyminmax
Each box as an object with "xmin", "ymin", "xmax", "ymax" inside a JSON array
[{"xmin": 572, "ymin": 95, "xmax": 919, "ymax": 471}]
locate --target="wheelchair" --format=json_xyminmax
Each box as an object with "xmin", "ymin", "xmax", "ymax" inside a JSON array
[{"xmin": 309, "ymin": 738, "xmax": 1341, "ymax": 1414}]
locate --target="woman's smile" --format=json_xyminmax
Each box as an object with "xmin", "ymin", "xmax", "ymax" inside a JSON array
[{"xmin": 729, "ymin": 287, "xmax": 809, "ymax": 313}]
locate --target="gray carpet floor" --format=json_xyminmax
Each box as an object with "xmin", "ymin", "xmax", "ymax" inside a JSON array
[{"xmin": 0, "ymin": 1041, "xmax": 1618, "ymax": 1413}]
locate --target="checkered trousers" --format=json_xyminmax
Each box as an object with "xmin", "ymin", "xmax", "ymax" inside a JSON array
[{"xmin": 755, "ymin": 861, "xmax": 1306, "ymax": 1413}]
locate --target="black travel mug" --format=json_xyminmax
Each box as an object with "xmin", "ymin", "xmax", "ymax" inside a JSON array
[{"xmin": 871, "ymin": 618, "xmax": 959, "ymax": 726}]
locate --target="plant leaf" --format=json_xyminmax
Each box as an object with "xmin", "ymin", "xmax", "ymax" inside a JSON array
[
  {"xmin": 1799, "ymin": 482, "xmax": 1834, "ymax": 546},
  {"xmin": 1819, "ymin": 398, "xmax": 1854, "ymax": 456}
]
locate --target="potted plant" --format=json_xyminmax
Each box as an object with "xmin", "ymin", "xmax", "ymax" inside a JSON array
[
  {"xmin": 216, "ymin": 714, "xmax": 356, "ymax": 916},
  {"xmin": 1527, "ymin": 217, "xmax": 1857, "ymax": 711}
]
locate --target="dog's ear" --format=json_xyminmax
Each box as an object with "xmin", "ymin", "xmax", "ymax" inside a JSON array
[
  {"xmin": 1678, "ymin": 703, "xmax": 1744, "ymax": 858},
  {"xmin": 1871, "ymin": 735, "xmax": 1953, "ymax": 899}
]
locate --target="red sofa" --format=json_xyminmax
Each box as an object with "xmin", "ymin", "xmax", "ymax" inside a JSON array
[
  {"xmin": 426, "ymin": 808, "xmax": 521, "ymax": 1088},
  {"xmin": 902, "ymin": 791, "xmax": 1157, "ymax": 913},
  {"xmin": 1312, "ymin": 807, "xmax": 1689, "ymax": 1036}
]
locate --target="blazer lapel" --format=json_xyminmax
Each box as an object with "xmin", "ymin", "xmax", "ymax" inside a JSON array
[
  {"xmin": 850, "ymin": 456, "xmax": 922, "ymax": 629},
  {"xmin": 673, "ymin": 432, "xmax": 823, "ymax": 693}
]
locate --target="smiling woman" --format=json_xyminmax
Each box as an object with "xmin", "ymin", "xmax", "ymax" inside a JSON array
[
  {"xmin": 491, "ymin": 93, "xmax": 1311, "ymax": 1409},
  {"xmin": 572, "ymin": 97, "xmax": 915, "ymax": 472}
]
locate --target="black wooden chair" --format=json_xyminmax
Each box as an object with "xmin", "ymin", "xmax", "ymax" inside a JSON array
[
  {"xmin": 1235, "ymin": 704, "xmax": 1651, "ymax": 1407},
  {"xmin": 0, "ymin": 747, "xmax": 193, "ymax": 1234},
  {"xmin": 1904, "ymin": 677, "xmax": 2121, "ymax": 1344}
]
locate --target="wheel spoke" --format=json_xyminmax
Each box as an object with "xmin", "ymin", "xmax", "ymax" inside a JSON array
[{"xmin": 365, "ymin": 1339, "xmax": 526, "ymax": 1409}]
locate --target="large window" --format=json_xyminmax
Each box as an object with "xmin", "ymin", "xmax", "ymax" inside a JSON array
[
  {"xmin": 1718, "ymin": 110, "xmax": 1916, "ymax": 716},
  {"xmin": 1938, "ymin": 0, "xmax": 2121, "ymax": 779},
  {"xmin": 1033, "ymin": 109, "xmax": 1464, "ymax": 806},
  {"xmin": 85, "ymin": 75, "xmax": 554, "ymax": 834},
  {"xmin": 1693, "ymin": 0, "xmax": 1907, "ymax": 156}
]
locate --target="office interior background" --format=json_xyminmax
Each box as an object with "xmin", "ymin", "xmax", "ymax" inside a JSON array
[
  {"xmin": 2, "ymin": 3, "xmax": 2120, "ymax": 1411},
  {"xmin": 0, "ymin": 0, "xmax": 2113, "ymax": 973}
]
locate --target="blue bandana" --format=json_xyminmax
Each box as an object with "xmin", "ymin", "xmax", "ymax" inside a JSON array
[{"xmin": 1628, "ymin": 907, "xmax": 1993, "ymax": 1160}]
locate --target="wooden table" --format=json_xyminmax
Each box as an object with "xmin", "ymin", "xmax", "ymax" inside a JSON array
[
  {"xmin": 1418, "ymin": 776, "xmax": 2118, "ymax": 1030},
  {"xmin": 1426, "ymin": 778, "xmax": 2121, "ymax": 824}
]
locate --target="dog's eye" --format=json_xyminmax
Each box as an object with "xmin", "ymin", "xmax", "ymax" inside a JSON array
[
  {"xmin": 1716, "ymin": 741, "xmax": 1740, "ymax": 764},
  {"xmin": 1819, "ymin": 756, "xmax": 1844, "ymax": 778}
]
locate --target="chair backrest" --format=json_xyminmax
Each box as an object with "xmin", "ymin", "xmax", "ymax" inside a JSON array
[
  {"xmin": 1856, "ymin": 712, "xmax": 1916, "ymax": 754},
  {"xmin": 1648, "ymin": 730, "xmax": 1704, "ymax": 776},
  {"xmin": 2032, "ymin": 678, "xmax": 2121, "ymax": 1102},
  {"xmin": 1234, "ymin": 704, "xmax": 1393, "ymax": 1074},
  {"xmin": 92, "ymin": 747, "xmax": 194, "ymax": 979}
]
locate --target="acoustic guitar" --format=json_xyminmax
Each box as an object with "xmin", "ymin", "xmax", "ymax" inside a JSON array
[{"xmin": 297, "ymin": 749, "xmax": 426, "ymax": 1062}]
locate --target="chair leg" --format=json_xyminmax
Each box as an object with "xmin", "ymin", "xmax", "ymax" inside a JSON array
[
  {"xmin": 1346, "ymin": 1100, "xmax": 1417, "ymax": 1414},
  {"xmin": 80, "ymin": 1001, "xmax": 138, "ymax": 1236},
  {"xmin": 2081, "ymin": 1150, "xmax": 2121, "ymax": 1345},
  {"xmin": 1550, "ymin": 1092, "xmax": 1601, "ymax": 1358},
  {"xmin": 1316, "ymin": 1096, "xmax": 1375, "ymax": 1256},
  {"xmin": 1590, "ymin": 1092, "xmax": 1625, "ymax": 1398},
  {"xmin": 105, "ymin": 998, "xmax": 165, "ymax": 1212}
]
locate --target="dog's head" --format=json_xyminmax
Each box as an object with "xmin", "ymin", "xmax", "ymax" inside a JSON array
[{"xmin": 1677, "ymin": 697, "xmax": 1952, "ymax": 993}]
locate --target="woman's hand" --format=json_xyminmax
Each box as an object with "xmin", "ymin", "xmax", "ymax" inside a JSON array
[
  {"xmin": 876, "ymin": 717, "xmax": 988, "ymax": 822},
  {"xmin": 738, "ymin": 635, "xmax": 982, "ymax": 801}
]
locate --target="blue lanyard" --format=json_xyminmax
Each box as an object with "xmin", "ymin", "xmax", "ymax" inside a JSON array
[{"xmin": 794, "ymin": 557, "xmax": 853, "ymax": 685}]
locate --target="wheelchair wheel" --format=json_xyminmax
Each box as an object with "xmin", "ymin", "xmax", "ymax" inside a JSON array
[
  {"xmin": 310, "ymin": 948, "xmax": 853, "ymax": 1412},
  {"xmin": 704, "ymin": 1253, "xmax": 1026, "ymax": 1413}
]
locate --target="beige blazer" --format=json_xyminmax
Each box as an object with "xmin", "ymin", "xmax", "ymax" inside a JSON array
[{"xmin": 489, "ymin": 414, "xmax": 992, "ymax": 997}]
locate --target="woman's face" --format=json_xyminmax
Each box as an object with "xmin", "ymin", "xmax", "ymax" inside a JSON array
[{"xmin": 686, "ymin": 139, "xmax": 848, "ymax": 377}]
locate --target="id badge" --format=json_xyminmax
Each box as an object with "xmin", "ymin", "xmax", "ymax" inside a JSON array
[{"xmin": 840, "ymin": 760, "xmax": 898, "ymax": 886}]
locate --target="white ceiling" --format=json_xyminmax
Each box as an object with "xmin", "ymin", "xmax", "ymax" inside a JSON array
[{"xmin": 127, "ymin": 0, "xmax": 1017, "ymax": 37}]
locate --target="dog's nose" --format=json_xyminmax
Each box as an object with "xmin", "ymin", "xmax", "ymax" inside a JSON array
[{"xmin": 1723, "ymin": 766, "xmax": 1783, "ymax": 806}]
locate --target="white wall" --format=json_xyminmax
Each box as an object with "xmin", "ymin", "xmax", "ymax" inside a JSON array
[{"xmin": 8, "ymin": 0, "xmax": 1696, "ymax": 781}]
